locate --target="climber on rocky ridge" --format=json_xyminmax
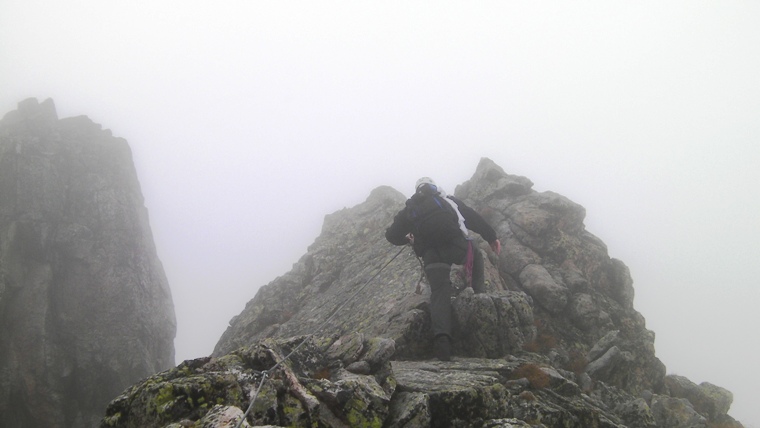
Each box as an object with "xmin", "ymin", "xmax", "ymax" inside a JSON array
[{"xmin": 385, "ymin": 177, "xmax": 501, "ymax": 361}]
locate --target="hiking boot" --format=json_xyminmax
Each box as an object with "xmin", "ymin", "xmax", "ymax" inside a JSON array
[{"xmin": 434, "ymin": 335, "xmax": 452, "ymax": 361}]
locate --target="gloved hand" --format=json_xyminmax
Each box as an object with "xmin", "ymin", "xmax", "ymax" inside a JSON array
[{"xmin": 490, "ymin": 239, "xmax": 502, "ymax": 255}]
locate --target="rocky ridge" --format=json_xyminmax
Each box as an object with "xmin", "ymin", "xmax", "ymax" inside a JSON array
[
  {"xmin": 101, "ymin": 158, "xmax": 742, "ymax": 427},
  {"xmin": 0, "ymin": 99, "xmax": 176, "ymax": 427}
]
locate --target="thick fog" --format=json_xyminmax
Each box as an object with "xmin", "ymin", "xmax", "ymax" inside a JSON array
[{"xmin": 2, "ymin": 2, "xmax": 759, "ymax": 425}]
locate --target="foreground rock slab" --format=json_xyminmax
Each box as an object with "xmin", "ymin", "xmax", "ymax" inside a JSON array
[{"xmin": 102, "ymin": 334, "xmax": 742, "ymax": 428}]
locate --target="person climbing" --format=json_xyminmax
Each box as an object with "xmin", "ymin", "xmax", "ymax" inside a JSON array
[{"xmin": 385, "ymin": 177, "xmax": 501, "ymax": 361}]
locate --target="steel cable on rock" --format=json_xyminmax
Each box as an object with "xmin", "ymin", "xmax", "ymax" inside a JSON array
[{"xmin": 234, "ymin": 244, "xmax": 410, "ymax": 428}]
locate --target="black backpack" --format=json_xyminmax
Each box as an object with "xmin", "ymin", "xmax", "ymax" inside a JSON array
[{"xmin": 406, "ymin": 188, "xmax": 462, "ymax": 247}]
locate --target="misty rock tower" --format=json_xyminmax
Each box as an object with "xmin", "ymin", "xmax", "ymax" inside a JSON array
[{"xmin": 0, "ymin": 98, "xmax": 176, "ymax": 427}]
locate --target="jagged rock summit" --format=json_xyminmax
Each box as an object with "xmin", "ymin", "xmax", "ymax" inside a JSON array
[
  {"xmin": 102, "ymin": 159, "xmax": 742, "ymax": 427},
  {"xmin": 0, "ymin": 99, "xmax": 176, "ymax": 427}
]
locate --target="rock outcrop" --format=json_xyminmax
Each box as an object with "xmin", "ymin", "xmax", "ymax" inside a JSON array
[
  {"xmin": 0, "ymin": 99, "xmax": 176, "ymax": 427},
  {"xmin": 101, "ymin": 158, "xmax": 742, "ymax": 427}
]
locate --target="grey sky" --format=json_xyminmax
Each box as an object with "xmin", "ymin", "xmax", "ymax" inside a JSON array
[{"xmin": 2, "ymin": 1, "xmax": 759, "ymax": 425}]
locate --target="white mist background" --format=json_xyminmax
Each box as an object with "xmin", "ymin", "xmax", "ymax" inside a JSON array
[{"xmin": 2, "ymin": 2, "xmax": 758, "ymax": 425}]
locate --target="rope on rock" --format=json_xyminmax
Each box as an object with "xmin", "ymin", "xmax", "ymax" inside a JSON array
[{"xmin": 234, "ymin": 244, "xmax": 409, "ymax": 428}]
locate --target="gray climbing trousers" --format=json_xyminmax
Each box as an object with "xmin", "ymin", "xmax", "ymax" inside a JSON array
[{"xmin": 422, "ymin": 237, "xmax": 468, "ymax": 339}]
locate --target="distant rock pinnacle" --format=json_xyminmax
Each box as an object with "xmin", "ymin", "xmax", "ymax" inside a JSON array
[{"xmin": 0, "ymin": 98, "xmax": 176, "ymax": 428}]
